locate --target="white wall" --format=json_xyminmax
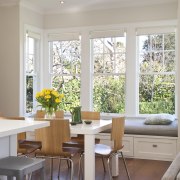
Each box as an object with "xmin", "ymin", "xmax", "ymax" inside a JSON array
[
  {"xmin": 0, "ymin": 5, "xmax": 20, "ymax": 116},
  {"xmin": 44, "ymin": 2, "xmax": 177, "ymax": 29}
]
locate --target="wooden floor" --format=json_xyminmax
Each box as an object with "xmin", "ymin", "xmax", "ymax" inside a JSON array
[{"xmin": 32, "ymin": 156, "xmax": 171, "ymax": 180}]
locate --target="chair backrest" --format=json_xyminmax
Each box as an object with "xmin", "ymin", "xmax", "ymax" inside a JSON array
[
  {"xmin": 35, "ymin": 110, "xmax": 46, "ymax": 118},
  {"xmin": 35, "ymin": 118, "xmax": 71, "ymax": 156},
  {"xmin": 81, "ymin": 111, "xmax": 100, "ymax": 120},
  {"xmin": 111, "ymin": 117, "xmax": 125, "ymax": 151},
  {"xmin": 0, "ymin": 116, "xmax": 26, "ymax": 140},
  {"xmin": 55, "ymin": 110, "xmax": 64, "ymax": 118}
]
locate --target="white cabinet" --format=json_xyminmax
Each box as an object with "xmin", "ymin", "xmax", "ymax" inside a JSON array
[
  {"xmin": 134, "ymin": 136, "xmax": 177, "ymax": 161},
  {"xmin": 97, "ymin": 133, "xmax": 177, "ymax": 161}
]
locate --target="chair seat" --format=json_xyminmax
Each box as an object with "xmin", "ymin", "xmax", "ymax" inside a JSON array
[
  {"xmin": 18, "ymin": 140, "xmax": 42, "ymax": 155},
  {"xmin": 0, "ymin": 156, "xmax": 45, "ymax": 179},
  {"xmin": 63, "ymin": 147, "xmax": 82, "ymax": 155},
  {"xmin": 95, "ymin": 144, "xmax": 113, "ymax": 156}
]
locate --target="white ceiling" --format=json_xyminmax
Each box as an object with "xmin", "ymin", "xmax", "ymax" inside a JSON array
[{"xmin": 0, "ymin": 0, "xmax": 178, "ymax": 14}]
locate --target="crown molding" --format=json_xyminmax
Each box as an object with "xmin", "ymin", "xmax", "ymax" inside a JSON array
[{"xmin": 20, "ymin": 0, "xmax": 44, "ymax": 15}]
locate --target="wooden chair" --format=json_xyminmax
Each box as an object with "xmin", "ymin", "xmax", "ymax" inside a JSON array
[
  {"xmin": 0, "ymin": 116, "xmax": 42, "ymax": 156},
  {"xmin": 55, "ymin": 110, "xmax": 64, "ymax": 118},
  {"xmin": 35, "ymin": 110, "xmax": 46, "ymax": 118},
  {"xmin": 34, "ymin": 118, "xmax": 82, "ymax": 180},
  {"xmin": 73, "ymin": 111, "xmax": 100, "ymax": 142},
  {"xmin": 95, "ymin": 117, "xmax": 131, "ymax": 180}
]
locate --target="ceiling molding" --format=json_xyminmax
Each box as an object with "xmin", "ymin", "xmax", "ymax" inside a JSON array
[{"xmin": 20, "ymin": 0, "xmax": 44, "ymax": 15}]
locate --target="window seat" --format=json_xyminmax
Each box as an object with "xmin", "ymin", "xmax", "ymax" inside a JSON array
[{"xmin": 102, "ymin": 118, "xmax": 178, "ymax": 137}]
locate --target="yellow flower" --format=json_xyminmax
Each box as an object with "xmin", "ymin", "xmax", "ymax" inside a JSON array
[
  {"xmin": 55, "ymin": 98, "xmax": 61, "ymax": 103},
  {"xmin": 36, "ymin": 88, "xmax": 64, "ymax": 111},
  {"xmin": 45, "ymin": 95, "xmax": 51, "ymax": 99}
]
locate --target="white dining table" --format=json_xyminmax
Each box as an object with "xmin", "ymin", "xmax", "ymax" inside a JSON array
[
  {"xmin": 0, "ymin": 119, "xmax": 49, "ymax": 158},
  {"xmin": 70, "ymin": 119, "xmax": 112, "ymax": 180}
]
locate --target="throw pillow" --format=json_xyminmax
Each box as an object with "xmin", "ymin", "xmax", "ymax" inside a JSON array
[{"xmin": 144, "ymin": 114, "xmax": 175, "ymax": 125}]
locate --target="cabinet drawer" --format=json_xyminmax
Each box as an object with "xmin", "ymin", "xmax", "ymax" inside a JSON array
[{"xmin": 134, "ymin": 137, "xmax": 177, "ymax": 161}]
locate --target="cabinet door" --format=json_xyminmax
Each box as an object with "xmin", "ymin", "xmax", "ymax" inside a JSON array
[{"xmin": 134, "ymin": 137, "xmax": 177, "ymax": 161}]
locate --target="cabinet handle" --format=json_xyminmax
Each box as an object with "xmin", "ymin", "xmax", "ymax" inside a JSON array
[{"xmin": 152, "ymin": 144, "xmax": 157, "ymax": 148}]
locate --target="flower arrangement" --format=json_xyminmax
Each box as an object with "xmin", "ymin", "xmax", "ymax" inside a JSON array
[{"xmin": 35, "ymin": 88, "xmax": 64, "ymax": 116}]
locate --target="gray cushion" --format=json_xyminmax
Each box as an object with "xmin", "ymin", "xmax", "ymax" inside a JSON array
[
  {"xmin": 101, "ymin": 118, "xmax": 178, "ymax": 137},
  {"xmin": 144, "ymin": 114, "xmax": 175, "ymax": 125}
]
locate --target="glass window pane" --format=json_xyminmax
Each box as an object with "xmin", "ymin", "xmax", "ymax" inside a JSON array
[
  {"xmin": 51, "ymin": 40, "xmax": 81, "ymax": 74},
  {"xmin": 152, "ymin": 52, "xmax": 163, "ymax": 72},
  {"xmin": 151, "ymin": 34, "xmax": 163, "ymax": 51},
  {"xmin": 116, "ymin": 53, "xmax": 125, "ymax": 73},
  {"xmin": 139, "ymin": 35, "xmax": 150, "ymax": 52},
  {"xmin": 94, "ymin": 54, "xmax": 104, "ymax": 73},
  {"xmin": 93, "ymin": 75, "xmax": 125, "ymax": 113},
  {"xmin": 139, "ymin": 52, "xmax": 151, "ymax": 73},
  {"xmin": 164, "ymin": 51, "xmax": 175, "ymax": 72},
  {"xmin": 164, "ymin": 33, "xmax": 175, "ymax": 50},
  {"xmin": 52, "ymin": 75, "xmax": 80, "ymax": 112},
  {"xmin": 26, "ymin": 55, "xmax": 34, "ymax": 73},
  {"xmin": 104, "ymin": 54, "xmax": 114, "ymax": 73},
  {"xmin": 93, "ymin": 39, "xmax": 103, "ymax": 54},
  {"xmin": 26, "ymin": 76, "xmax": 33, "ymax": 113},
  {"xmin": 139, "ymin": 74, "xmax": 175, "ymax": 114}
]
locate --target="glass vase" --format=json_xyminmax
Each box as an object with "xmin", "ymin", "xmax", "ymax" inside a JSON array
[{"xmin": 45, "ymin": 107, "xmax": 55, "ymax": 119}]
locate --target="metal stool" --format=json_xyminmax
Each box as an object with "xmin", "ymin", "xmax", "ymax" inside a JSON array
[{"xmin": 0, "ymin": 156, "xmax": 45, "ymax": 180}]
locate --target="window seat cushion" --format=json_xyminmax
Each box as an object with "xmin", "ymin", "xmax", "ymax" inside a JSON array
[{"xmin": 102, "ymin": 118, "xmax": 178, "ymax": 137}]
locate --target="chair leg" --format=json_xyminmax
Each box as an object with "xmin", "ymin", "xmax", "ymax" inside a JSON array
[
  {"xmin": 107, "ymin": 156, "xmax": 113, "ymax": 180},
  {"xmin": 78, "ymin": 153, "xmax": 84, "ymax": 180},
  {"xmin": 50, "ymin": 158, "xmax": 53, "ymax": 180},
  {"xmin": 58, "ymin": 158, "xmax": 61, "ymax": 178},
  {"xmin": 101, "ymin": 156, "xmax": 106, "ymax": 172},
  {"xmin": 68, "ymin": 158, "xmax": 74, "ymax": 180},
  {"xmin": 120, "ymin": 151, "xmax": 131, "ymax": 180}
]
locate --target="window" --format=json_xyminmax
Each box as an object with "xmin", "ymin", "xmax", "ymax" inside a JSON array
[
  {"xmin": 48, "ymin": 33, "xmax": 81, "ymax": 111},
  {"xmin": 25, "ymin": 31, "xmax": 40, "ymax": 114},
  {"xmin": 137, "ymin": 27, "xmax": 176, "ymax": 114},
  {"xmin": 91, "ymin": 30, "xmax": 126, "ymax": 113}
]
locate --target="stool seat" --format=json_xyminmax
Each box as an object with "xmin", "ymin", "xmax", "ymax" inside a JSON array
[{"xmin": 0, "ymin": 156, "xmax": 45, "ymax": 180}]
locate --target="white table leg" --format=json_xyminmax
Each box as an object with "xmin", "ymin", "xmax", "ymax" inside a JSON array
[
  {"xmin": 84, "ymin": 134, "xmax": 95, "ymax": 180},
  {"xmin": 9, "ymin": 135, "xmax": 17, "ymax": 156}
]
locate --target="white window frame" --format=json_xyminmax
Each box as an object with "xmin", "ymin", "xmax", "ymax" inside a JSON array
[
  {"xmin": 136, "ymin": 26, "xmax": 177, "ymax": 115},
  {"xmin": 23, "ymin": 25, "xmax": 42, "ymax": 116},
  {"xmin": 90, "ymin": 29, "xmax": 126, "ymax": 114}
]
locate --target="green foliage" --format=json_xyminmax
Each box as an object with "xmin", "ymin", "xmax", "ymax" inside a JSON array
[
  {"xmin": 93, "ymin": 76, "xmax": 125, "ymax": 113},
  {"xmin": 52, "ymin": 76, "xmax": 80, "ymax": 112}
]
